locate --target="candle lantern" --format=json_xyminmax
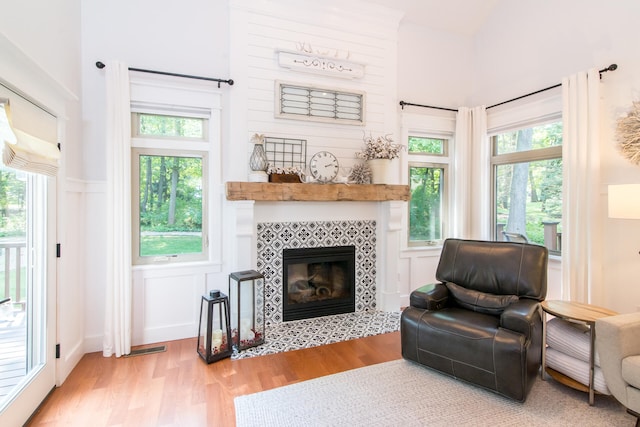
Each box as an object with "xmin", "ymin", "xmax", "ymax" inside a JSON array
[
  {"xmin": 197, "ymin": 290, "xmax": 232, "ymax": 363},
  {"xmin": 229, "ymin": 270, "xmax": 265, "ymax": 353}
]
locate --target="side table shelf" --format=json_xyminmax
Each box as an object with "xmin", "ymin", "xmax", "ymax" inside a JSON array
[{"xmin": 545, "ymin": 367, "xmax": 590, "ymax": 393}]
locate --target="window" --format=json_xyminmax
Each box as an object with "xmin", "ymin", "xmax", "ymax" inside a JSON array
[
  {"xmin": 408, "ymin": 136, "xmax": 449, "ymax": 246},
  {"xmin": 491, "ymin": 121, "xmax": 562, "ymax": 254},
  {"xmin": 275, "ymin": 81, "xmax": 365, "ymax": 125},
  {"xmin": 131, "ymin": 112, "xmax": 210, "ymax": 264},
  {"xmin": 134, "ymin": 112, "xmax": 207, "ymax": 140}
]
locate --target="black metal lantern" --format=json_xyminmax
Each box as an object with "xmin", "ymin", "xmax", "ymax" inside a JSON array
[
  {"xmin": 229, "ymin": 270, "xmax": 265, "ymax": 353},
  {"xmin": 197, "ymin": 290, "xmax": 232, "ymax": 363}
]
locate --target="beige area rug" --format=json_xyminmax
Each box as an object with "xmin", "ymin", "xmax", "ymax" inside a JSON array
[{"xmin": 235, "ymin": 359, "xmax": 634, "ymax": 427}]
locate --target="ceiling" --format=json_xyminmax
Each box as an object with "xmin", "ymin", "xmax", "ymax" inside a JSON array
[{"xmin": 363, "ymin": 0, "xmax": 501, "ymax": 36}]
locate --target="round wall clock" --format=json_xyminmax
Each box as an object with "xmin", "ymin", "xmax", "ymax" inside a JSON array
[{"xmin": 309, "ymin": 151, "xmax": 339, "ymax": 183}]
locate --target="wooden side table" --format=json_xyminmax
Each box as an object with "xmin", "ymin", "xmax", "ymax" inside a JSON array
[{"xmin": 541, "ymin": 300, "xmax": 618, "ymax": 405}]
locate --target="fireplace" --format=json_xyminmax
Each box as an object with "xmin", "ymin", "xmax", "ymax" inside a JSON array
[
  {"xmin": 257, "ymin": 220, "xmax": 377, "ymax": 325},
  {"xmin": 282, "ymin": 246, "xmax": 356, "ymax": 321}
]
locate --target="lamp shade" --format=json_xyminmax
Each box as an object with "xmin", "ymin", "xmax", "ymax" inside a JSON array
[{"xmin": 608, "ymin": 184, "xmax": 640, "ymax": 219}]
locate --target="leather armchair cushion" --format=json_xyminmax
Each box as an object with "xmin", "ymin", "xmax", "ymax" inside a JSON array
[
  {"xmin": 415, "ymin": 307, "xmax": 503, "ymax": 372},
  {"xmin": 445, "ymin": 281, "xmax": 518, "ymax": 315},
  {"xmin": 436, "ymin": 238, "xmax": 547, "ymax": 299},
  {"xmin": 409, "ymin": 283, "xmax": 449, "ymax": 310},
  {"xmin": 499, "ymin": 298, "xmax": 539, "ymax": 339}
]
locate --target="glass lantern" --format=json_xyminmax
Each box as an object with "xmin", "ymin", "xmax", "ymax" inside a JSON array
[
  {"xmin": 197, "ymin": 290, "xmax": 233, "ymax": 364},
  {"xmin": 229, "ymin": 270, "xmax": 265, "ymax": 353},
  {"xmin": 249, "ymin": 143, "xmax": 268, "ymax": 171}
]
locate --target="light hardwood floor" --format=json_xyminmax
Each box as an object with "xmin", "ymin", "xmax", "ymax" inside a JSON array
[{"xmin": 26, "ymin": 331, "xmax": 401, "ymax": 426}]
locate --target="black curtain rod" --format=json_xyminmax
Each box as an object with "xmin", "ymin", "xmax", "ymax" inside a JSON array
[
  {"xmin": 486, "ymin": 83, "xmax": 561, "ymax": 110},
  {"xmin": 398, "ymin": 101, "xmax": 457, "ymax": 112},
  {"xmin": 487, "ymin": 64, "xmax": 617, "ymax": 109},
  {"xmin": 95, "ymin": 61, "xmax": 234, "ymax": 88},
  {"xmin": 400, "ymin": 63, "xmax": 618, "ymax": 113}
]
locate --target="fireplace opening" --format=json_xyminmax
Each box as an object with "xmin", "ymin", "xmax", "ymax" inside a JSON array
[{"xmin": 282, "ymin": 245, "xmax": 356, "ymax": 322}]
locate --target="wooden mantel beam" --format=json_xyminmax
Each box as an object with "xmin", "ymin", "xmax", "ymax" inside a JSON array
[{"xmin": 225, "ymin": 182, "xmax": 410, "ymax": 202}]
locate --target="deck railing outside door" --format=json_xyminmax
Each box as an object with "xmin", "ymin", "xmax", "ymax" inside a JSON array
[{"xmin": 0, "ymin": 241, "xmax": 26, "ymax": 311}]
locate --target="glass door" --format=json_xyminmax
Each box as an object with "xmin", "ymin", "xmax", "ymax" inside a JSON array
[{"xmin": 0, "ymin": 166, "xmax": 56, "ymax": 425}]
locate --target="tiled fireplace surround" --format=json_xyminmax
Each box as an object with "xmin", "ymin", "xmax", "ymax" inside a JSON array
[
  {"xmin": 229, "ymin": 198, "xmax": 405, "ymax": 325},
  {"xmin": 257, "ymin": 220, "xmax": 376, "ymax": 325}
]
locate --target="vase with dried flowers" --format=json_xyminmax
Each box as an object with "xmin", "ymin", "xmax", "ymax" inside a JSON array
[{"xmin": 355, "ymin": 133, "xmax": 404, "ymax": 184}]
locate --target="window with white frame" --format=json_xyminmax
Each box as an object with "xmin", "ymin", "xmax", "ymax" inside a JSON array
[
  {"xmin": 408, "ymin": 135, "xmax": 449, "ymax": 246},
  {"xmin": 131, "ymin": 110, "xmax": 211, "ymax": 265},
  {"xmin": 491, "ymin": 121, "xmax": 562, "ymax": 254}
]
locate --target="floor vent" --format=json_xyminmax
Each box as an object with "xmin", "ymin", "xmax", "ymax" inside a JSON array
[{"xmin": 124, "ymin": 345, "xmax": 167, "ymax": 357}]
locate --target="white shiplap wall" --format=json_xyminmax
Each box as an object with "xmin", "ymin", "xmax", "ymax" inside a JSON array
[
  {"xmin": 226, "ymin": 1, "xmax": 408, "ymax": 310},
  {"xmin": 229, "ymin": 0, "xmax": 404, "ymax": 181}
]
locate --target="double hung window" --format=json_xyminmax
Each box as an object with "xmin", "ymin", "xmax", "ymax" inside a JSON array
[
  {"xmin": 491, "ymin": 121, "xmax": 563, "ymax": 254},
  {"xmin": 131, "ymin": 111, "xmax": 210, "ymax": 264},
  {"xmin": 408, "ymin": 135, "xmax": 449, "ymax": 246}
]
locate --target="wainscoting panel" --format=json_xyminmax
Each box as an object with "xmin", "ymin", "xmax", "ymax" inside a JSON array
[
  {"xmin": 132, "ymin": 266, "xmax": 227, "ymax": 345},
  {"xmin": 143, "ymin": 275, "xmax": 199, "ymax": 327}
]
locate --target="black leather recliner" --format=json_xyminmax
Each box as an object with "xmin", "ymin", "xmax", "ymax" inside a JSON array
[{"xmin": 401, "ymin": 238, "xmax": 548, "ymax": 402}]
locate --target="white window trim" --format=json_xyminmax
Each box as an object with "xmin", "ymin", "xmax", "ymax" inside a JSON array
[
  {"xmin": 131, "ymin": 147, "xmax": 209, "ymax": 265},
  {"xmin": 488, "ymin": 95, "xmax": 563, "ymax": 254},
  {"xmin": 487, "ymin": 88, "xmax": 562, "ymax": 135},
  {"xmin": 401, "ymin": 111, "xmax": 456, "ymax": 251},
  {"xmin": 129, "ymin": 75, "xmax": 222, "ymax": 269},
  {"xmin": 407, "ymin": 160, "xmax": 449, "ymax": 247}
]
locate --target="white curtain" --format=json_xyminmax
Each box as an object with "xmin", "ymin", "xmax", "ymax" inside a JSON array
[
  {"xmin": 103, "ymin": 61, "xmax": 132, "ymax": 357},
  {"xmin": 561, "ymin": 69, "xmax": 602, "ymax": 303},
  {"xmin": 454, "ymin": 106, "xmax": 489, "ymax": 239}
]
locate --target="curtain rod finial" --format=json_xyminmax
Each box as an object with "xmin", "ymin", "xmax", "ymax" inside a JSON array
[
  {"xmin": 96, "ymin": 61, "xmax": 105, "ymax": 69},
  {"xmin": 599, "ymin": 63, "xmax": 618, "ymax": 75}
]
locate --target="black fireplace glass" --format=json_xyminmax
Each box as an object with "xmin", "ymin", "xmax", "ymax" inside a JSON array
[{"xmin": 282, "ymin": 245, "xmax": 355, "ymax": 321}]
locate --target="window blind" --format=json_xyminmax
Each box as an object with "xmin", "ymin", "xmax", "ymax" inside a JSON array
[{"xmin": 0, "ymin": 90, "xmax": 59, "ymax": 176}]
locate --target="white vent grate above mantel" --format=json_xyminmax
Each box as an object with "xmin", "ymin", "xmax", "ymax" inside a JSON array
[{"xmin": 275, "ymin": 81, "xmax": 365, "ymax": 125}]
